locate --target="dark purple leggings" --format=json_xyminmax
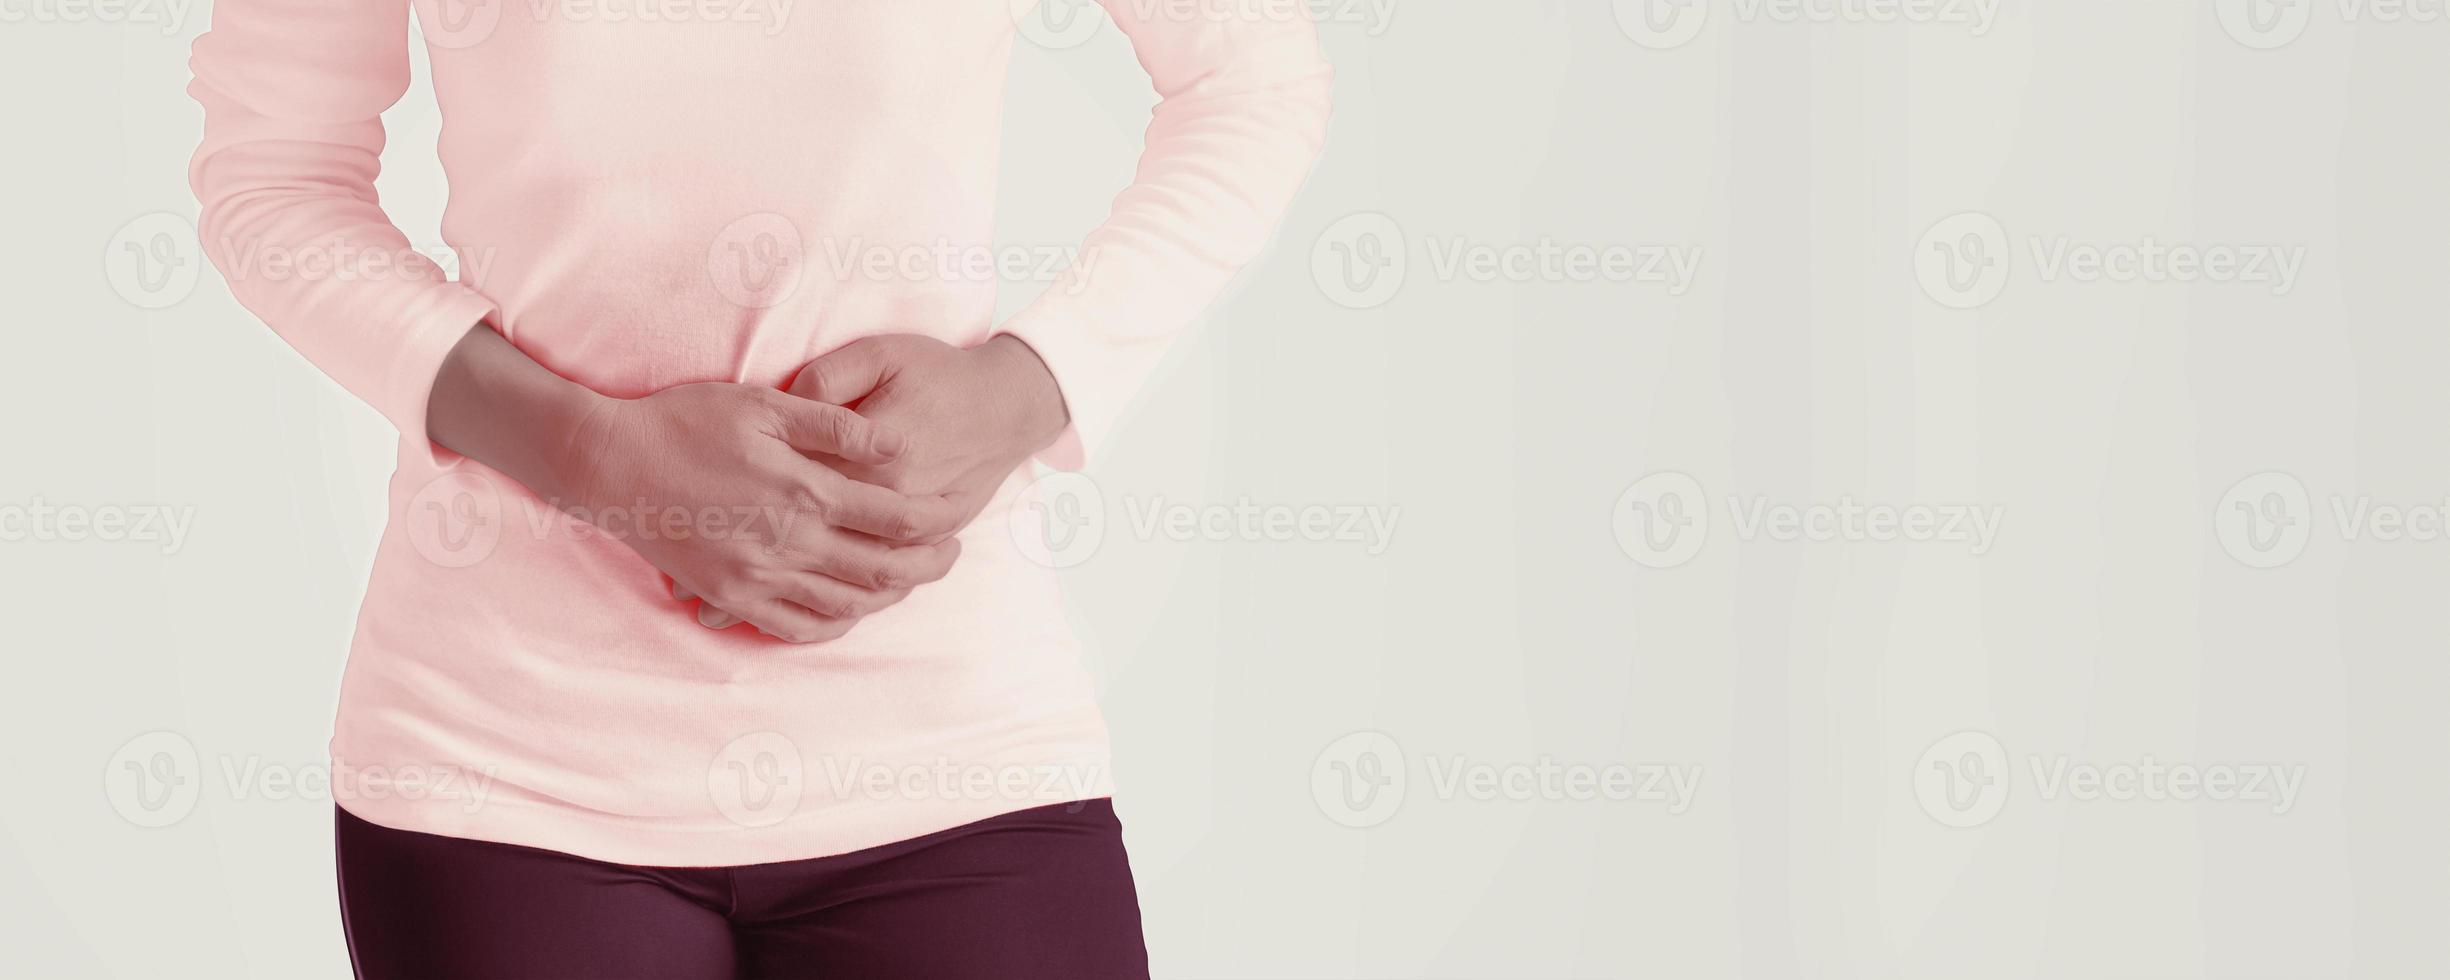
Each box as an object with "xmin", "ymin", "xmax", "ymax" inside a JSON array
[{"xmin": 335, "ymin": 800, "xmax": 1149, "ymax": 980}]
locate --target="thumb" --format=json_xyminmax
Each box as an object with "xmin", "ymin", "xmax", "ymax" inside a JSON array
[{"xmin": 789, "ymin": 339, "xmax": 894, "ymax": 406}]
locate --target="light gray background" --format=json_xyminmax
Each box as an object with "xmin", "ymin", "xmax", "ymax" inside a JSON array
[{"xmin": 3, "ymin": 0, "xmax": 2442, "ymax": 977}]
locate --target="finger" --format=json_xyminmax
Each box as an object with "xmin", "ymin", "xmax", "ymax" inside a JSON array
[
  {"xmin": 801, "ymin": 472, "xmax": 967, "ymax": 542},
  {"xmin": 738, "ymin": 599, "xmax": 858, "ymax": 645},
  {"xmin": 675, "ymin": 581, "xmax": 741, "ymax": 628},
  {"xmin": 784, "ymin": 574, "xmax": 912, "ymax": 621},
  {"xmin": 801, "ymin": 534, "xmax": 962, "ymax": 593},
  {"xmin": 697, "ymin": 603, "xmax": 742, "ymax": 630},
  {"xmin": 788, "ymin": 338, "xmax": 894, "ymax": 406},
  {"xmin": 922, "ymin": 483, "xmax": 998, "ymax": 545},
  {"xmin": 761, "ymin": 391, "xmax": 905, "ymax": 464}
]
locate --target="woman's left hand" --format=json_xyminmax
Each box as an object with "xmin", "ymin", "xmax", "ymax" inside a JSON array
[
  {"xmin": 788, "ymin": 334, "xmax": 1070, "ymax": 504},
  {"xmin": 682, "ymin": 334, "xmax": 1070, "ymax": 627}
]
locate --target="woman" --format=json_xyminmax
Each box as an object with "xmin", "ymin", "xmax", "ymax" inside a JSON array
[{"xmin": 186, "ymin": 0, "xmax": 1332, "ymax": 975}]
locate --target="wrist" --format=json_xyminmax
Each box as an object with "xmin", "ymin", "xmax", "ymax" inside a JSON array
[
  {"xmin": 979, "ymin": 334, "xmax": 1069, "ymax": 451},
  {"xmin": 428, "ymin": 324, "xmax": 614, "ymax": 503},
  {"xmin": 527, "ymin": 385, "xmax": 619, "ymax": 507}
]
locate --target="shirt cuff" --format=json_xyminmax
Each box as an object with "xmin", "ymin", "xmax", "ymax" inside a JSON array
[
  {"xmin": 995, "ymin": 306, "xmax": 1131, "ymax": 473},
  {"xmin": 380, "ymin": 285, "xmax": 499, "ymax": 470}
]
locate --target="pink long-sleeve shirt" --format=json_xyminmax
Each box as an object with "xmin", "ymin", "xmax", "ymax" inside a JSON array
[{"xmin": 188, "ymin": 0, "xmax": 1331, "ymax": 866}]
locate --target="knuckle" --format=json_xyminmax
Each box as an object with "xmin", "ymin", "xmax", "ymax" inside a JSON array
[
  {"xmin": 806, "ymin": 591, "xmax": 854, "ymax": 620},
  {"xmin": 886, "ymin": 514, "xmax": 922, "ymax": 540},
  {"xmin": 753, "ymin": 392, "xmax": 798, "ymax": 429},
  {"xmin": 794, "ymin": 362, "xmax": 831, "ymax": 395},
  {"xmin": 823, "ymin": 408, "xmax": 861, "ymax": 447},
  {"xmin": 786, "ymin": 482, "xmax": 830, "ymax": 522}
]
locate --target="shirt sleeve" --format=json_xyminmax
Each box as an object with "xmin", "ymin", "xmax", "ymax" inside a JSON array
[
  {"xmin": 187, "ymin": 0, "xmax": 499, "ymax": 467},
  {"xmin": 996, "ymin": 1, "xmax": 1336, "ymax": 471}
]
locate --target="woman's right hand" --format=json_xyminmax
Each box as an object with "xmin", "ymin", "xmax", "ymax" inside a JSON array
[
  {"xmin": 429, "ymin": 325, "xmax": 962, "ymax": 644},
  {"xmin": 550, "ymin": 382, "xmax": 968, "ymax": 644}
]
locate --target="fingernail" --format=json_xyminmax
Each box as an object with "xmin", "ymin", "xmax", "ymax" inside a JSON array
[{"xmin": 874, "ymin": 430, "xmax": 907, "ymax": 457}]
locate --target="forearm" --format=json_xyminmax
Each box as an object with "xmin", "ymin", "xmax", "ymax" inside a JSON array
[{"xmin": 426, "ymin": 323, "xmax": 609, "ymax": 502}]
